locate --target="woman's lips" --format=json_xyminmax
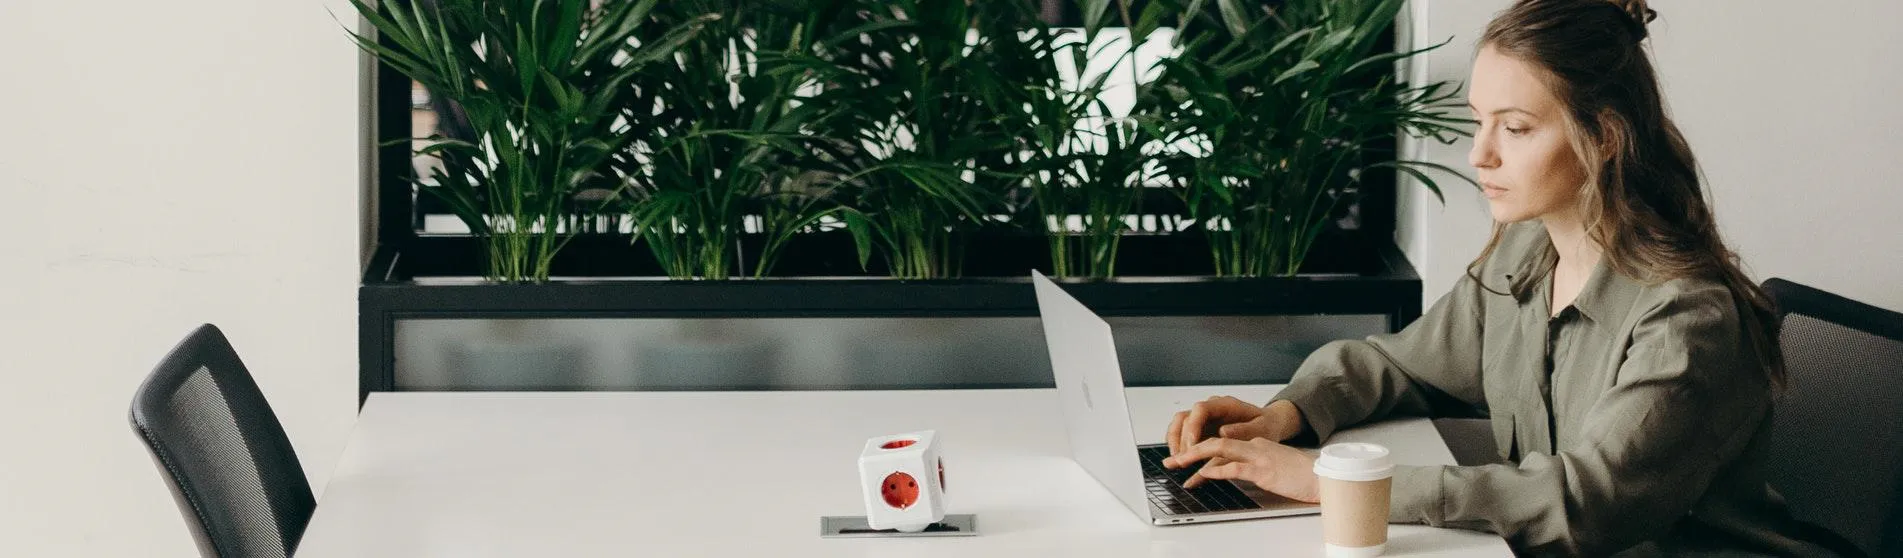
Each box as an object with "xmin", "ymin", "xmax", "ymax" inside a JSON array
[{"xmin": 1482, "ymin": 182, "xmax": 1507, "ymax": 199}]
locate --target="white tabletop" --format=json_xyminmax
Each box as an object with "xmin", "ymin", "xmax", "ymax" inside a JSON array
[{"xmin": 296, "ymin": 385, "xmax": 1510, "ymax": 557}]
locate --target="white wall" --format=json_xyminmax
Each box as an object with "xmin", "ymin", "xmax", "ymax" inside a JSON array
[
  {"xmin": 0, "ymin": 1, "xmax": 361, "ymax": 556},
  {"xmin": 1398, "ymin": 0, "xmax": 1903, "ymax": 312},
  {"xmin": 1395, "ymin": 0, "xmax": 1507, "ymax": 303}
]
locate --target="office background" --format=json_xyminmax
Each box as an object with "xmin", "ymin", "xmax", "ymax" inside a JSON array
[{"xmin": 0, "ymin": 0, "xmax": 1897, "ymax": 555}]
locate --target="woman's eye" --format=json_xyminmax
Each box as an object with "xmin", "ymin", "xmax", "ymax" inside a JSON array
[{"xmin": 1505, "ymin": 126, "xmax": 1529, "ymax": 136}]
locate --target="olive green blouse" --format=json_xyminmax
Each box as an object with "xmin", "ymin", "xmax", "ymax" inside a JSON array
[{"xmin": 1270, "ymin": 222, "xmax": 1844, "ymax": 556}]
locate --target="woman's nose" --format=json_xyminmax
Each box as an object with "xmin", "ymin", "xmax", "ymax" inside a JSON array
[{"xmin": 1468, "ymin": 131, "xmax": 1499, "ymax": 170}]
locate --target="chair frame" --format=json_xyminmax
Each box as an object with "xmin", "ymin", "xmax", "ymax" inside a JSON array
[
  {"xmin": 129, "ymin": 324, "xmax": 313, "ymax": 558},
  {"xmin": 1763, "ymin": 278, "xmax": 1903, "ymax": 557}
]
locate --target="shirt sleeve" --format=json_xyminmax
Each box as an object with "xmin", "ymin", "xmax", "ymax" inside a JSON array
[
  {"xmin": 1268, "ymin": 271, "xmax": 1489, "ymax": 441},
  {"xmin": 1387, "ymin": 286, "xmax": 1773, "ymax": 556}
]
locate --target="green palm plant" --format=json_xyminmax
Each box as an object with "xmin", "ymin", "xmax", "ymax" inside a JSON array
[
  {"xmin": 612, "ymin": 0, "xmax": 846, "ymax": 280},
  {"xmin": 1053, "ymin": 115, "xmax": 1157, "ymax": 278},
  {"xmin": 1138, "ymin": 0, "xmax": 1474, "ymax": 277},
  {"xmin": 1018, "ymin": 53, "xmax": 1153, "ymax": 279},
  {"xmin": 1018, "ymin": 0, "xmax": 1178, "ymax": 279},
  {"xmin": 774, "ymin": 0, "xmax": 1057, "ymax": 279},
  {"xmin": 343, "ymin": 0, "xmax": 713, "ymax": 282}
]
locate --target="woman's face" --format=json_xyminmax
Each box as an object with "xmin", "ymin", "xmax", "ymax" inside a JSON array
[{"xmin": 1467, "ymin": 45, "xmax": 1588, "ymax": 224}]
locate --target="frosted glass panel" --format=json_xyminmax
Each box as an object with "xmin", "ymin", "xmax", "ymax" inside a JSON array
[{"xmin": 393, "ymin": 315, "xmax": 1386, "ymax": 391}]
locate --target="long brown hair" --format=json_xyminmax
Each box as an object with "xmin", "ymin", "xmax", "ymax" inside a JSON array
[{"xmin": 1465, "ymin": 0, "xmax": 1785, "ymax": 387}]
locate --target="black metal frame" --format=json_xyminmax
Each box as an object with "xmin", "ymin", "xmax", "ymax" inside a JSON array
[
  {"xmin": 1764, "ymin": 278, "xmax": 1903, "ymax": 343},
  {"xmin": 358, "ymin": 0, "xmax": 1424, "ymax": 404}
]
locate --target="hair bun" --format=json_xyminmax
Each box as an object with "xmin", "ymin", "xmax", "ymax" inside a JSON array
[{"xmin": 1609, "ymin": 0, "xmax": 1658, "ymax": 41}]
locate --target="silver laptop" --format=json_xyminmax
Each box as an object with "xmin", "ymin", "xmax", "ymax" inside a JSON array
[{"xmin": 1030, "ymin": 270, "xmax": 1321, "ymax": 526}]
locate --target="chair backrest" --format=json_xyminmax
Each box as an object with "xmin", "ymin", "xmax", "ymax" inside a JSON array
[
  {"xmin": 1762, "ymin": 279, "xmax": 1903, "ymax": 558},
  {"xmin": 129, "ymin": 324, "xmax": 314, "ymax": 558}
]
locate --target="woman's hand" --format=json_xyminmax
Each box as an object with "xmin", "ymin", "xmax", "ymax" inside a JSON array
[
  {"xmin": 1162, "ymin": 437, "xmax": 1321, "ymax": 504},
  {"xmin": 1165, "ymin": 396, "xmax": 1305, "ymax": 457}
]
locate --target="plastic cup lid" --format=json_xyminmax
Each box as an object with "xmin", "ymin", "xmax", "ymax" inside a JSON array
[{"xmin": 1312, "ymin": 443, "xmax": 1393, "ymax": 482}]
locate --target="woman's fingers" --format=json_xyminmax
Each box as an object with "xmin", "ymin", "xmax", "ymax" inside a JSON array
[
  {"xmin": 1185, "ymin": 458, "xmax": 1245, "ymax": 489},
  {"xmin": 1170, "ymin": 396, "xmax": 1264, "ymax": 457},
  {"xmin": 1163, "ymin": 437, "xmax": 1244, "ymax": 469},
  {"xmin": 1166, "ymin": 437, "xmax": 1320, "ymax": 503},
  {"xmin": 1166, "ymin": 411, "xmax": 1187, "ymax": 455},
  {"xmin": 1178, "ymin": 437, "xmax": 1266, "ymax": 490},
  {"xmin": 1177, "ymin": 401, "xmax": 1210, "ymax": 456}
]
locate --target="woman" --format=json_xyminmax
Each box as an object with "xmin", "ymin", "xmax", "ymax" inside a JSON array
[{"xmin": 1160, "ymin": 1, "xmax": 1855, "ymax": 555}]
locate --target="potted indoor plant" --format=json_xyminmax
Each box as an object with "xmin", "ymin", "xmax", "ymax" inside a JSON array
[
  {"xmin": 351, "ymin": 0, "xmax": 1471, "ymax": 398},
  {"xmin": 1137, "ymin": 0, "xmax": 1473, "ymax": 277},
  {"xmin": 346, "ymin": 0, "xmax": 714, "ymax": 282}
]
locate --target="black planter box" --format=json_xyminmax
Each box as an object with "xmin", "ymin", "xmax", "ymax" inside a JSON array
[
  {"xmin": 351, "ymin": 0, "xmax": 1442, "ymax": 403},
  {"xmin": 361, "ymin": 19, "xmax": 1422, "ymax": 402},
  {"xmin": 358, "ymin": 231, "xmax": 1422, "ymax": 403}
]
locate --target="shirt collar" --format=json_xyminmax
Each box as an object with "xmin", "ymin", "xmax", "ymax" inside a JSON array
[{"xmin": 1501, "ymin": 225, "xmax": 1644, "ymax": 325}]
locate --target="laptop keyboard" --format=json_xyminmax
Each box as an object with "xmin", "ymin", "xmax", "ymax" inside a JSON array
[{"xmin": 1137, "ymin": 446, "xmax": 1265, "ymax": 515}]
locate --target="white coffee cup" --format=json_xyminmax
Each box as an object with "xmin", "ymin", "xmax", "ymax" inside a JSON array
[{"xmin": 1313, "ymin": 443, "xmax": 1394, "ymax": 557}]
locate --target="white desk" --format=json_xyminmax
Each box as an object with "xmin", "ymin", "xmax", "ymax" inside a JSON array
[{"xmin": 296, "ymin": 385, "xmax": 1511, "ymax": 557}]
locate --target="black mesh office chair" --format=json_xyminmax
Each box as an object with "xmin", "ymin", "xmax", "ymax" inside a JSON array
[
  {"xmin": 1762, "ymin": 279, "xmax": 1903, "ymax": 558},
  {"xmin": 129, "ymin": 324, "xmax": 315, "ymax": 558}
]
